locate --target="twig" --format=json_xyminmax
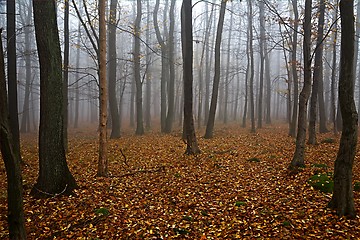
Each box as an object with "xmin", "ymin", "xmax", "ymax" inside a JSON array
[
  {"xmin": 111, "ymin": 166, "xmax": 165, "ymax": 178},
  {"xmin": 33, "ymin": 184, "xmax": 68, "ymax": 198}
]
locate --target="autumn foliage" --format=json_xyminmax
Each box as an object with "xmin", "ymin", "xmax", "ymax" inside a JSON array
[{"xmin": 1, "ymin": 124, "xmax": 360, "ymax": 239}]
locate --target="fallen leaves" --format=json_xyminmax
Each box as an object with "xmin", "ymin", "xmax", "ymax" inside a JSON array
[{"xmin": 1, "ymin": 124, "xmax": 360, "ymax": 238}]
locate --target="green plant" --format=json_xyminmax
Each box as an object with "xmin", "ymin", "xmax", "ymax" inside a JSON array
[
  {"xmin": 174, "ymin": 173, "xmax": 181, "ymax": 178},
  {"xmin": 182, "ymin": 215, "xmax": 193, "ymax": 221},
  {"xmin": 283, "ymin": 221, "xmax": 291, "ymax": 227},
  {"xmin": 235, "ymin": 201, "xmax": 246, "ymax": 207},
  {"xmin": 312, "ymin": 163, "xmax": 328, "ymax": 169},
  {"xmin": 354, "ymin": 182, "xmax": 360, "ymax": 192},
  {"xmin": 201, "ymin": 210, "xmax": 209, "ymax": 216},
  {"xmin": 308, "ymin": 172, "xmax": 334, "ymax": 193},
  {"xmin": 247, "ymin": 157, "xmax": 260, "ymax": 163},
  {"xmin": 94, "ymin": 207, "xmax": 110, "ymax": 216}
]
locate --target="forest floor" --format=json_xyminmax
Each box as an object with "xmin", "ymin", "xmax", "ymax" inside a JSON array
[{"xmin": 1, "ymin": 123, "xmax": 360, "ymax": 239}]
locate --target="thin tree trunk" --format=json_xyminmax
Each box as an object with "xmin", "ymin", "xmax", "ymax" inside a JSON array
[
  {"xmin": 63, "ymin": 0, "xmax": 70, "ymax": 151},
  {"xmin": 289, "ymin": 0, "xmax": 299, "ymax": 137},
  {"xmin": 224, "ymin": 11, "xmax": 233, "ymax": 124},
  {"xmin": 134, "ymin": 0, "xmax": 144, "ymax": 135},
  {"xmin": 0, "ymin": 28, "xmax": 26, "ymax": 240},
  {"xmin": 258, "ymin": 0, "xmax": 265, "ymax": 129},
  {"xmin": 145, "ymin": 0, "xmax": 152, "ymax": 130},
  {"xmin": 97, "ymin": 0, "xmax": 108, "ymax": 176},
  {"xmin": 308, "ymin": 0, "xmax": 326, "ymax": 145},
  {"xmin": 289, "ymin": 0, "xmax": 312, "ymax": 170},
  {"xmin": 204, "ymin": 0, "xmax": 227, "ymax": 139},
  {"xmin": 248, "ymin": 0, "xmax": 255, "ymax": 133}
]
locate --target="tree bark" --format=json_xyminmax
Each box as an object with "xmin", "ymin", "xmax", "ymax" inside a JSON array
[
  {"xmin": 328, "ymin": 0, "xmax": 357, "ymax": 218},
  {"xmin": 7, "ymin": 0, "xmax": 22, "ymax": 164},
  {"xmin": 181, "ymin": 0, "xmax": 200, "ymax": 154},
  {"xmin": 289, "ymin": 0, "xmax": 312, "ymax": 170},
  {"xmin": 258, "ymin": 0, "xmax": 265, "ymax": 129},
  {"xmin": 63, "ymin": 0, "xmax": 70, "ymax": 151},
  {"xmin": 308, "ymin": 0, "xmax": 326, "ymax": 145},
  {"xmin": 0, "ymin": 28, "xmax": 26, "ymax": 240},
  {"xmin": 289, "ymin": 0, "xmax": 299, "ymax": 137},
  {"xmin": 31, "ymin": 0, "xmax": 77, "ymax": 196},
  {"xmin": 248, "ymin": 0, "xmax": 255, "ymax": 133},
  {"xmin": 108, "ymin": 0, "xmax": 121, "ymax": 138},
  {"xmin": 204, "ymin": 0, "xmax": 226, "ymax": 139},
  {"xmin": 97, "ymin": 0, "xmax": 108, "ymax": 176}
]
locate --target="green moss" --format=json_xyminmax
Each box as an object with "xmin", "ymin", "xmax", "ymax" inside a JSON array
[{"xmin": 308, "ymin": 172, "xmax": 334, "ymax": 193}]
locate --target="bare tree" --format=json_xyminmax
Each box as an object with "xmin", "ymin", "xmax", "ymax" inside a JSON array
[
  {"xmin": 328, "ymin": 0, "xmax": 357, "ymax": 218},
  {"xmin": 289, "ymin": 0, "xmax": 312, "ymax": 169},
  {"xmin": 182, "ymin": 0, "xmax": 200, "ymax": 154}
]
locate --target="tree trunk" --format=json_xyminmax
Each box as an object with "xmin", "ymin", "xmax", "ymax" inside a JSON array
[
  {"xmin": 204, "ymin": 0, "xmax": 226, "ymax": 139},
  {"xmin": 289, "ymin": 0, "xmax": 312, "ymax": 170},
  {"xmin": 328, "ymin": 0, "xmax": 357, "ymax": 218},
  {"xmin": 308, "ymin": 0, "xmax": 326, "ymax": 145},
  {"xmin": 248, "ymin": 0, "xmax": 255, "ymax": 133},
  {"xmin": 63, "ymin": 0, "xmax": 70, "ymax": 151},
  {"xmin": 0, "ymin": 28, "xmax": 26, "ymax": 240},
  {"xmin": 134, "ymin": 0, "xmax": 144, "ymax": 135},
  {"xmin": 181, "ymin": 0, "xmax": 200, "ymax": 155},
  {"xmin": 330, "ymin": 13, "xmax": 338, "ymax": 135},
  {"xmin": 164, "ymin": 0, "xmax": 176, "ymax": 133},
  {"xmin": 108, "ymin": 0, "xmax": 121, "ymax": 138},
  {"xmin": 153, "ymin": 0, "xmax": 169, "ymax": 133},
  {"xmin": 7, "ymin": 0, "xmax": 22, "ymax": 164},
  {"xmin": 74, "ymin": 25, "xmax": 81, "ymax": 129},
  {"xmin": 258, "ymin": 0, "xmax": 265, "ymax": 129},
  {"xmin": 20, "ymin": 4, "xmax": 32, "ymax": 133},
  {"xmin": 289, "ymin": 0, "xmax": 299, "ymax": 137},
  {"xmin": 223, "ymin": 10, "xmax": 233, "ymax": 124},
  {"xmin": 145, "ymin": 0, "xmax": 152, "ymax": 130},
  {"xmin": 97, "ymin": 0, "xmax": 108, "ymax": 176},
  {"xmin": 31, "ymin": 0, "xmax": 77, "ymax": 196}
]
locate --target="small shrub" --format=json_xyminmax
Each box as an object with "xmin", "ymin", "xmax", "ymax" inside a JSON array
[
  {"xmin": 94, "ymin": 207, "xmax": 110, "ymax": 216},
  {"xmin": 312, "ymin": 163, "xmax": 328, "ymax": 169},
  {"xmin": 354, "ymin": 182, "xmax": 360, "ymax": 192},
  {"xmin": 247, "ymin": 157, "xmax": 260, "ymax": 163},
  {"xmin": 174, "ymin": 173, "xmax": 181, "ymax": 178},
  {"xmin": 201, "ymin": 210, "xmax": 209, "ymax": 216},
  {"xmin": 235, "ymin": 201, "xmax": 246, "ymax": 207},
  {"xmin": 308, "ymin": 172, "xmax": 334, "ymax": 193},
  {"xmin": 283, "ymin": 221, "xmax": 291, "ymax": 227},
  {"xmin": 321, "ymin": 138, "xmax": 335, "ymax": 144}
]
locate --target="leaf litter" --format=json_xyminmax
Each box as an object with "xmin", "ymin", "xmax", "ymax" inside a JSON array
[{"xmin": 1, "ymin": 124, "xmax": 360, "ymax": 239}]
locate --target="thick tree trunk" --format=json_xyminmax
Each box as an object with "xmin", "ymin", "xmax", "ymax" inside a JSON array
[
  {"xmin": 204, "ymin": 0, "xmax": 226, "ymax": 139},
  {"xmin": 289, "ymin": 0, "xmax": 312, "ymax": 169},
  {"xmin": 328, "ymin": 0, "xmax": 357, "ymax": 218},
  {"xmin": 0, "ymin": 29, "xmax": 26, "ymax": 240},
  {"xmin": 31, "ymin": 0, "xmax": 77, "ymax": 195},
  {"xmin": 108, "ymin": 0, "xmax": 121, "ymax": 139},
  {"xmin": 181, "ymin": 0, "xmax": 200, "ymax": 154}
]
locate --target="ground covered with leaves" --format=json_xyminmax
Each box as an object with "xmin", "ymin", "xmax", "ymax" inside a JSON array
[{"xmin": 1, "ymin": 124, "xmax": 360, "ymax": 239}]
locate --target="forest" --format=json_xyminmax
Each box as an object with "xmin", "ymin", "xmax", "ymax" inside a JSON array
[{"xmin": 1, "ymin": 0, "xmax": 360, "ymax": 239}]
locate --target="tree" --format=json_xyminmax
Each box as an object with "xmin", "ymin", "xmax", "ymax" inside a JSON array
[
  {"xmin": 258, "ymin": 0, "xmax": 265, "ymax": 129},
  {"xmin": 63, "ymin": 0, "xmax": 70, "ymax": 151},
  {"xmin": 108, "ymin": 0, "xmax": 121, "ymax": 138},
  {"xmin": 134, "ymin": 0, "xmax": 144, "ymax": 135},
  {"xmin": 308, "ymin": 0, "xmax": 326, "ymax": 145},
  {"xmin": 7, "ymin": 0, "xmax": 22, "ymax": 163},
  {"xmin": 97, "ymin": 0, "xmax": 108, "ymax": 176},
  {"xmin": 289, "ymin": 0, "xmax": 299, "ymax": 137},
  {"xmin": 248, "ymin": 0, "xmax": 255, "ymax": 133},
  {"xmin": 182, "ymin": 0, "xmax": 200, "ymax": 154},
  {"xmin": 289, "ymin": 0, "xmax": 312, "ymax": 169},
  {"xmin": 328, "ymin": 0, "xmax": 357, "ymax": 218},
  {"xmin": 204, "ymin": 0, "xmax": 227, "ymax": 139},
  {"xmin": 0, "ymin": 29, "xmax": 26, "ymax": 240},
  {"xmin": 31, "ymin": 0, "xmax": 77, "ymax": 196}
]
